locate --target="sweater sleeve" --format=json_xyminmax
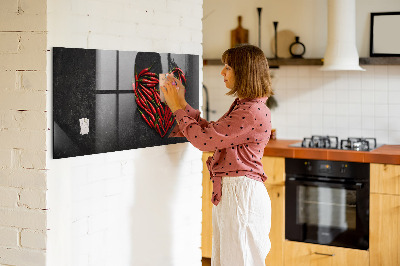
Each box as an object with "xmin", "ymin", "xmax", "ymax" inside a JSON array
[
  {"xmin": 172, "ymin": 106, "xmax": 256, "ymax": 152},
  {"xmin": 168, "ymin": 103, "xmax": 211, "ymax": 138}
]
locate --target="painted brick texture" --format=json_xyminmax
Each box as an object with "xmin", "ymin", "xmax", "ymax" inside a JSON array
[
  {"xmin": 0, "ymin": 0, "xmax": 48, "ymax": 265},
  {"xmin": 46, "ymin": 0, "xmax": 203, "ymax": 266}
]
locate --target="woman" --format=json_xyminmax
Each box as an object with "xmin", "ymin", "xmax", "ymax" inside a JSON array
[{"xmin": 161, "ymin": 44, "xmax": 273, "ymax": 266}]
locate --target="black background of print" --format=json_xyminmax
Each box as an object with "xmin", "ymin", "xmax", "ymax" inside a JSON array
[{"xmin": 53, "ymin": 47, "xmax": 199, "ymax": 159}]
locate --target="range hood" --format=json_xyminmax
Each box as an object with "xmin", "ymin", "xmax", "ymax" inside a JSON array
[{"xmin": 320, "ymin": 0, "xmax": 365, "ymax": 71}]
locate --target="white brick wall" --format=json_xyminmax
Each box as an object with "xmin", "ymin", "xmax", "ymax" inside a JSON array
[
  {"xmin": 46, "ymin": 1, "xmax": 203, "ymax": 266},
  {"xmin": 0, "ymin": 0, "xmax": 48, "ymax": 265}
]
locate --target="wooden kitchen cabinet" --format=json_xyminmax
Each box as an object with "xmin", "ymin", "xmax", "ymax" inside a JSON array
[
  {"xmin": 264, "ymin": 184, "xmax": 285, "ymax": 266},
  {"xmin": 202, "ymin": 152, "xmax": 214, "ymax": 258},
  {"xmin": 261, "ymin": 156, "xmax": 285, "ymax": 186},
  {"xmin": 284, "ymin": 240, "xmax": 369, "ymax": 266},
  {"xmin": 261, "ymin": 156, "xmax": 285, "ymax": 266},
  {"xmin": 370, "ymin": 163, "xmax": 400, "ymax": 266},
  {"xmin": 370, "ymin": 163, "xmax": 400, "ymax": 195}
]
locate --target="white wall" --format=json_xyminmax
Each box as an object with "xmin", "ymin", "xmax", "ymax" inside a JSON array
[
  {"xmin": 46, "ymin": 0, "xmax": 203, "ymax": 266},
  {"xmin": 203, "ymin": 0, "xmax": 400, "ymax": 145},
  {"xmin": 203, "ymin": 0, "xmax": 400, "ymax": 58},
  {"xmin": 0, "ymin": 0, "xmax": 48, "ymax": 265}
]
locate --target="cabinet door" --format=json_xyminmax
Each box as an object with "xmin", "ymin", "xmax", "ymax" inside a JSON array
[
  {"xmin": 261, "ymin": 156, "xmax": 285, "ymax": 185},
  {"xmin": 202, "ymin": 152, "xmax": 214, "ymax": 258},
  {"xmin": 265, "ymin": 184, "xmax": 284, "ymax": 266},
  {"xmin": 370, "ymin": 193, "xmax": 400, "ymax": 266},
  {"xmin": 284, "ymin": 241, "xmax": 369, "ymax": 266},
  {"xmin": 370, "ymin": 163, "xmax": 400, "ymax": 195}
]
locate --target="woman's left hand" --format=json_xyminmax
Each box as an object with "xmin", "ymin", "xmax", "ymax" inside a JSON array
[{"xmin": 161, "ymin": 76, "xmax": 185, "ymax": 113}]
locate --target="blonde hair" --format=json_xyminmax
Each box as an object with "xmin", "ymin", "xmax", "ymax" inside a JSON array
[{"xmin": 221, "ymin": 44, "xmax": 273, "ymax": 99}]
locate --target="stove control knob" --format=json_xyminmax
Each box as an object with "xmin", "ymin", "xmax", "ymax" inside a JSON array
[
  {"xmin": 304, "ymin": 161, "xmax": 312, "ymax": 171},
  {"xmin": 340, "ymin": 164, "xmax": 347, "ymax": 174}
]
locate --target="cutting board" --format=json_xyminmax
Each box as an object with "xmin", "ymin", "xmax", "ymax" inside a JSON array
[{"xmin": 231, "ymin": 16, "xmax": 249, "ymax": 48}]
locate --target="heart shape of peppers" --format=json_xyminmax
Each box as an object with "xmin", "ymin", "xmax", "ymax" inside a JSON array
[{"xmin": 133, "ymin": 66, "xmax": 186, "ymax": 137}]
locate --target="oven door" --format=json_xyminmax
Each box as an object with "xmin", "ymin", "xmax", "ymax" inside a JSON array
[{"xmin": 285, "ymin": 177, "xmax": 369, "ymax": 250}]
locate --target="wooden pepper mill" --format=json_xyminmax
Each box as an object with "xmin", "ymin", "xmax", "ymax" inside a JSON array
[{"xmin": 231, "ymin": 16, "xmax": 249, "ymax": 48}]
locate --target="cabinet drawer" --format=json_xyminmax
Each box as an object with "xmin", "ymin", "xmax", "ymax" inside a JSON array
[
  {"xmin": 370, "ymin": 163, "xmax": 400, "ymax": 195},
  {"xmin": 370, "ymin": 193, "xmax": 400, "ymax": 266},
  {"xmin": 284, "ymin": 241, "xmax": 369, "ymax": 266}
]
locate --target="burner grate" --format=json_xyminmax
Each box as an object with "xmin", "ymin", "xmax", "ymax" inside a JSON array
[
  {"xmin": 340, "ymin": 137, "xmax": 377, "ymax": 151},
  {"xmin": 296, "ymin": 136, "xmax": 378, "ymax": 151},
  {"xmin": 301, "ymin": 135, "xmax": 339, "ymax": 149}
]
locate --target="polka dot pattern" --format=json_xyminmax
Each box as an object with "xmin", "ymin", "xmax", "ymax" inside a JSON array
[{"xmin": 170, "ymin": 97, "xmax": 272, "ymax": 206}]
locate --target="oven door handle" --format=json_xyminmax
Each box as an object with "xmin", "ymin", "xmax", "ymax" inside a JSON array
[{"xmin": 286, "ymin": 177, "xmax": 364, "ymax": 189}]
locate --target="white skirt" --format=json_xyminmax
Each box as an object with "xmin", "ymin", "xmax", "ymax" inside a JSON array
[{"xmin": 212, "ymin": 176, "xmax": 271, "ymax": 266}]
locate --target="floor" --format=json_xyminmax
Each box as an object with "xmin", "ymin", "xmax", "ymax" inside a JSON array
[{"xmin": 202, "ymin": 257, "xmax": 211, "ymax": 266}]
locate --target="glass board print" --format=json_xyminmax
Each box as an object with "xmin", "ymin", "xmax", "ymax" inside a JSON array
[{"xmin": 52, "ymin": 47, "xmax": 199, "ymax": 159}]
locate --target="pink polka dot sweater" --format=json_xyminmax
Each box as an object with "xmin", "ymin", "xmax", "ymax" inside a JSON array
[{"xmin": 169, "ymin": 97, "xmax": 272, "ymax": 206}]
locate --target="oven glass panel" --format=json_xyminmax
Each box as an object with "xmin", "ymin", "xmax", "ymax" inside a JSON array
[{"xmin": 297, "ymin": 186, "xmax": 357, "ymax": 230}]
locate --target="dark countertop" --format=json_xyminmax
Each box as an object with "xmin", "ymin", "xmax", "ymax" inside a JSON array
[{"xmin": 263, "ymin": 139, "xmax": 400, "ymax": 165}]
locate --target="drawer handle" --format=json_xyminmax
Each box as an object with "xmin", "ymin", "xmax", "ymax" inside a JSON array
[{"xmin": 314, "ymin": 252, "xmax": 335, "ymax": 257}]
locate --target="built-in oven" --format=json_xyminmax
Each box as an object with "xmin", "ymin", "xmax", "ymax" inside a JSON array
[{"xmin": 285, "ymin": 158, "xmax": 370, "ymax": 250}]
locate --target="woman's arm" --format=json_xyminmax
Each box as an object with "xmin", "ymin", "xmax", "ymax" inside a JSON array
[
  {"xmin": 162, "ymin": 76, "xmax": 212, "ymax": 137},
  {"xmin": 172, "ymin": 106, "xmax": 257, "ymax": 152}
]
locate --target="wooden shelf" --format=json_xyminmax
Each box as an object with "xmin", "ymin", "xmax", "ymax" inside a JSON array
[
  {"xmin": 359, "ymin": 57, "xmax": 400, "ymax": 65},
  {"xmin": 203, "ymin": 58, "xmax": 323, "ymax": 67},
  {"xmin": 203, "ymin": 57, "xmax": 400, "ymax": 67},
  {"xmin": 268, "ymin": 58, "xmax": 323, "ymax": 67}
]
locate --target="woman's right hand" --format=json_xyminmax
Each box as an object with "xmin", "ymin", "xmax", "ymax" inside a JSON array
[{"xmin": 166, "ymin": 74, "xmax": 187, "ymax": 108}]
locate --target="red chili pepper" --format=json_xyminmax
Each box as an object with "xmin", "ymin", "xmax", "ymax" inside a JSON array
[
  {"xmin": 142, "ymin": 83, "xmax": 156, "ymax": 88},
  {"xmin": 143, "ymin": 90, "xmax": 153, "ymax": 102},
  {"xmin": 136, "ymin": 86, "xmax": 146, "ymax": 100},
  {"xmin": 152, "ymin": 90, "xmax": 161, "ymax": 106},
  {"xmin": 141, "ymin": 86, "xmax": 154, "ymax": 97},
  {"xmin": 174, "ymin": 67, "xmax": 184, "ymax": 73},
  {"xmin": 180, "ymin": 74, "xmax": 186, "ymax": 84},
  {"xmin": 141, "ymin": 106, "xmax": 156, "ymax": 123},
  {"xmin": 157, "ymin": 116, "xmax": 163, "ymax": 127},
  {"xmin": 167, "ymin": 118, "xmax": 174, "ymax": 129},
  {"xmin": 139, "ymin": 85, "xmax": 153, "ymax": 102},
  {"xmin": 137, "ymin": 93, "xmax": 148, "ymax": 108},
  {"xmin": 138, "ymin": 102, "xmax": 155, "ymax": 119},
  {"xmin": 140, "ymin": 78, "xmax": 158, "ymax": 84},
  {"xmin": 142, "ymin": 72, "xmax": 158, "ymax": 77},
  {"xmin": 138, "ymin": 67, "xmax": 151, "ymax": 77},
  {"xmin": 146, "ymin": 109, "xmax": 154, "ymax": 119},
  {"xmin": 155, "ymin": 123, "xmax": 162, "ymax": 136},
  {"xmin": 134, "ymin": 89, "xmax": 149, "ymax": 110},
  {"xmin": 135, "ymin": 98, "xmax": 145, "ymax": 109},
  {"xmin": 139, "ymin": 110, "xmax": 154, "ymax": 128},
  {"xmin": 165, "ymin": 106, "xmax": 171, "ymax": 116},
  {"xmin": 165, "ymin": 110, "xmax": 171, "ymax": 123},
  {"xmin": 140, "ymin": 76, "xmax": 158, "ymax": 82},
  {"xmin": 146, "ymin": 100, "xmax": 157, "ymax": 114},
  {"xmin": 138, "ymin": 96, "xmax": 152, "ymax": 115},
  {"xmin": 156, "ymin": 107, "xmax": 163, "ymax": 120}
]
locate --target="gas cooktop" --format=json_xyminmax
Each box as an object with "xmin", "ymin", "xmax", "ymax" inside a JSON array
[{"xmin": 289, "ymin": 135, "xmax": 383, "ymax": 151}]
